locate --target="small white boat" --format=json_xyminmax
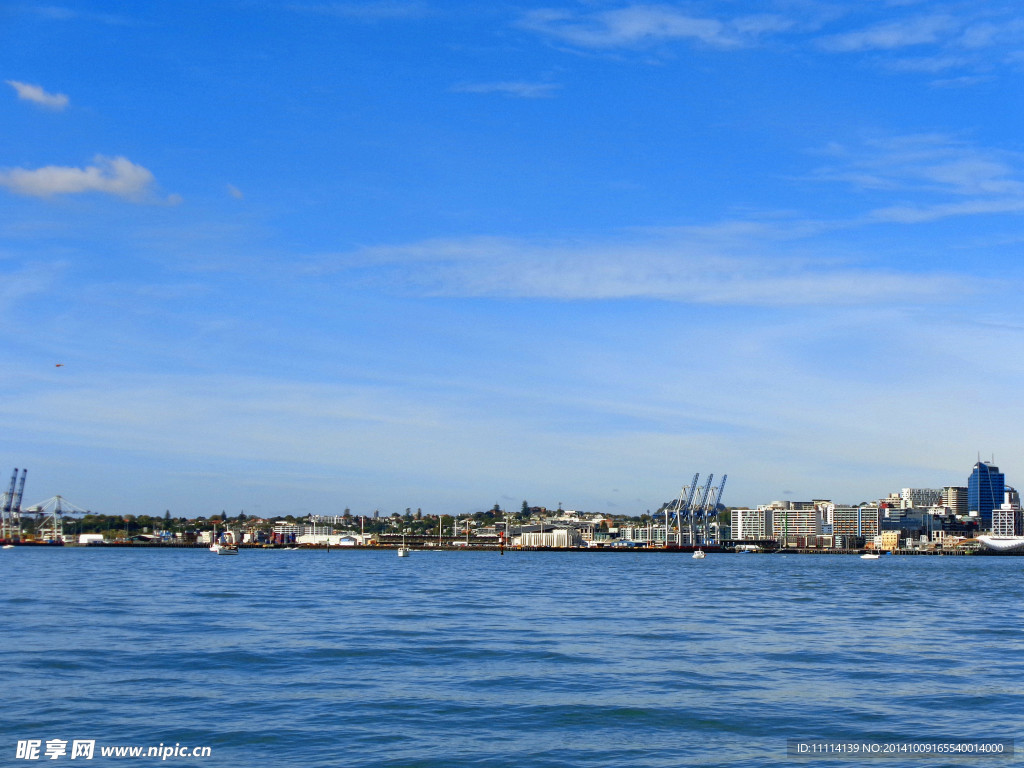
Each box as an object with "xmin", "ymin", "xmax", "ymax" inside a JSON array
[
  {"xmin": 210, "ymin": 526, "xmax": 239, "ymax": 555},
  {"xmin": 2, "ymin": 544, "xmax": 15, "ymax": 549},
  {"xmin": 692, "ymin": 549, "xmax": 706, "ymax": 559},
  {"xmin": 860, "ymin": 553, "xmax": 880, "ymax": 559},
  {"xmin": 397, "ymin": 530, "xmax": 411, "ymax": 557}
]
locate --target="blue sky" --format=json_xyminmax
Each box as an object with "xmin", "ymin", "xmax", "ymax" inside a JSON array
[{"xmin": 3, "ymin": 1, "xmax": 1024, "ymax": 518}]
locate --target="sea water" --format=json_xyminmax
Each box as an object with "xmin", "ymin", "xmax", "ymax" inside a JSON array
[{"xmin": 1, "ymin": 548, "xmax": 1021, "ymax": 767}]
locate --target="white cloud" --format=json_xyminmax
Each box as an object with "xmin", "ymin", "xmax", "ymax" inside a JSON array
[
  {"xmin": 227, "ymin": 184, "xmax": 244, "ymax": 200},
  {"xmin": 6, "ymin": 80, "xmax": 69, "ymax": 110},
  {"xmin": 28, "ymin": 6, "xmax": 136, "ymax": 25},
  {"xmin": 886, "ymin": 55, "xmax": 967, "ymax": 73},
  {"xmin": 0, "ymin": 155, "xmax": 159, "ymax": 201},
  {"xmin": 521, "ymin": 5, "xmax": 744, "ymax": 49},
  {"xmin": 809, "ymin": 134, "xmax": 1024, "ymax": 224},
  {"xmin": 869, "ymin": 198, "xmax": 1024, "ymax": 224},
  {"xmin": 813, "ymin": 134, "xmax": 1024, "ymax": 197},
  {"xmin": 291, "ymin": 2, "xmax": 430, "ymax": 21},
  {"xmin": 0, "ymin": 262, "xmax": 62, "ymax": 313},
  {"xmin": 451, "ymin": 81, "xmax": 561, "ymax": 99},
  {"xmin": 929, "ymin": 74, "xmax": 993, "ymax": 88},
  {"xmin": 319, "ymin": 225, "xmax": 969, "ymax": 305},
  {"xmin": 818, "ymin": 14, "xmax": 957, "ymax": 52}
]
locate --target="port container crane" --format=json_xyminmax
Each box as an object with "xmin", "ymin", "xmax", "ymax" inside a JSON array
[
  {"xmin": 2, "ymin": 468, "xmax": 16, "ymax": 517},
  {"xmin": 705, "ymin": 474, "xmax": 726, "ymax": 544},
  {"xmin": 669, "ymin": 473, "xmax": 700, "ymax": 546},
  {"xmin": 692, "ymin": 474, "xmax": 714, "ymax": 546}
]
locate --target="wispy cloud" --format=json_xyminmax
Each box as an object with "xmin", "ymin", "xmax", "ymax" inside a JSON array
[
  {"xmin": 26, "ymin": 5, "xmax": 137, "ymax": 25},
  {"xmin": 289, "ymin": 2, "xmax": 430, "ymax": 21},
  {"xmin": 928, "ymin": 74, "xmax": 993, "ymax": 88},
  {"xmin": 815, "ymin": 134, "xmax": 1024, "ymax": 193},
  {"xmin": 450, "ymin": 81, "xmax": 561, "ymax": 98},
  {"xmin": 520, "ymin": 5, "xmax": 750, "ymax": 50},
  {"xmin": 5, "ymin": 80, "xmax": 69, "ymax": 110},
  {"xmin": 869, "ymin": 198, "xmax": 1024, "ymax": 224},
  {"xmin": 0, "ymin": 261, "xmax": 63, "ymax": 313},
  {"xmin": 818, "ymin": 14, "xmax": 957, "ymax": 52},
  {"xmin": 0, "ymin": 155, "xmax": 168, "ymax": 202},
  {"xmin": 317, "ymin": 224, "xmax": 968, "ymax": 305},
  {"xmin": 812, "ymin": 134, "xmax": 1024, "ymax": 222},
  {"xmin": 518, "ymin": 4, "xmax": 1024, "ymax": 82},
  {"xmin": 885, "ymin": 55, "xmax": 968, "ymax": 73}
]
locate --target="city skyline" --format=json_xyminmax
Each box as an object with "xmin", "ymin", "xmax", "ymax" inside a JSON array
[{"xmin": 4, "ymin": 2, "xmax": 1024, "ymax": 517}]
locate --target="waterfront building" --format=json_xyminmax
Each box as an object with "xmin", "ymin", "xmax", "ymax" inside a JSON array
[
  {"xmin": 732, "ymin": 508, "xmax": 771, "ymax": 540},
  {"xmin": 311, "ymin": 515, "xmax": 348, "ymax": 525},
  {"xmin": 880, "ymin": 530, "xmax": 901, "ymax": 551},
  {"xmin": 991, "ymin": 490, "xmax": 1023, "ymax": 537},
  {"xmin": 296, "ymin": 533, "xmax": 352, "ymax": 546},
  {"xmin": 832, "ymin": 506, "xmax": 882, "ymax": 540},
  {"xmin": 942, "ymin": 486, "xmax": 968, "ymax": 517},
  {"xmin": 770, "ymin": 506, "xmax": 820, "ymax": 546},
  {"xmin": 968, "ymin": 461, "xmax": 1005, "ymax": 529},
  {"xmin": 616, "ymin": 525, "xmax": 670, "ymax": 544},
  {"xmin": 515, "ymin": 529, "xmax": 581, "ymax": 548},
  {"xmin": 575, "ymin": 522, "xmax": 596, "ymax": 542},
  {"xmin": 881, "ymin": 507, "xmax": 938, "ymax": 541}
]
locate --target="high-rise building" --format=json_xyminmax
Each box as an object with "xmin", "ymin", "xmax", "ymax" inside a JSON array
[
  {"xmin": 833, "ymin": 506, "xmax": 882, "ymax": 540},
  {"xmin": 968, "ymin": 461, "xmax": 1005, "ymax": 530},
  {"xmin": 992, "ymin": 489, "xmax": 1022, "ymax": 537},
  {"xmin": 899, "ymin": 488, "xmax": 942, "ymax": 509},
  {"xmin": 770, "ymin": 506, "xmax": 820, "ymax": 546},
  {"xmin": 941, "ymin": 486, "xmax": 968, "ymax": 517},
  {"xmin": 732, "ymin": 508, "xmax": 772, "ymax": 539}
]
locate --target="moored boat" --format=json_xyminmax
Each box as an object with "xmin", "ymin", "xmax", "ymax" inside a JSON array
[
  {"xmin": 210, "ymin": 525, "xmax": 239, "ymax": 555},
  {"xmin": 397, "ymin": 530, "xmax": 410, "ymax": 557}
]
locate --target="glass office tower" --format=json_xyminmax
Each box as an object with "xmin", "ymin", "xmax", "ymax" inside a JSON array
[{"xmin": 968, "ymin": 461, "xmax": 1004, "ymax": 530}]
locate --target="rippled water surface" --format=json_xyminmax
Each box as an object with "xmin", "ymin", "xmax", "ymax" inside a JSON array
[{"xmin": 2, "ymin": 548, "xmax": 1022, "ymax": 767}]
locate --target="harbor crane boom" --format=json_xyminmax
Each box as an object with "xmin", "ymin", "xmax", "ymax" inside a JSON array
[
  {"xmin": 12, "ymin": 469, "xmax": 26, "ymax": 516},
  {"xmin": 693, "ymin": 474, "xmax": 714, "ymax": 546},
  {"xmin": 671, "ymin": 473, "xmax": 700, "ymax": 546},
  {"xmin": 706, "ymin": 474, "xmax": 726, "ymax": 544},
  {"xmin": 2, "ymin": 468, "xmax": 16, "ymax": 516}
]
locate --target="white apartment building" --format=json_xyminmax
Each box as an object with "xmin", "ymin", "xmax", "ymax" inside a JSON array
[
  {"xmin": 516, "ymin": 529, "xmax": 582, "ymax": 548},
  {"xmin": 992, "ymin": 490, "xmax": 1023, "ymax": 537},
  {"xmin": 273, "ymin": 522, "xmax": 307, "ymax": 536},
  {"xmin": 732, "ymin": 508, "xmax": 772, "ymax": 539},
  {"xmin": 769, "ymin": 506, "xmax": 820, "ymax": 544}
]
